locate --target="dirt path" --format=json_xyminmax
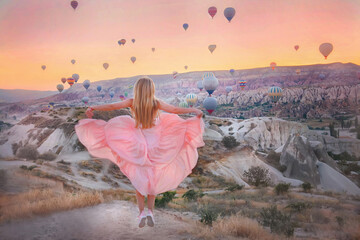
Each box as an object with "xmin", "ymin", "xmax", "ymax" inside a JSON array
[{"xmin": 0, "ymin": 200, "xmax": 195, "ymax": 240}]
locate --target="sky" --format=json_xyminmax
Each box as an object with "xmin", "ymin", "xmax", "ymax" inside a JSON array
[{"xmin": 0, "ymin": 0, "xmax": 359, "ymax": 91}]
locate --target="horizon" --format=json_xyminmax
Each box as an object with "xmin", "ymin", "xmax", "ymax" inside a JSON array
[{"xmin": 0, "ymin": 0, "xmax": 360, "ymax": 91}]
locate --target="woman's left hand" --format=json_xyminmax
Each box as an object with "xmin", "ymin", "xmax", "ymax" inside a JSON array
[{"xmin": 85, "ymin": 107, "xmax": 94, "ymax": 118}]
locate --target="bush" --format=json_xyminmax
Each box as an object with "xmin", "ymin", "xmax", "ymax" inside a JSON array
[
  {"xmin": 258, "ymin": 205, "xmax": 294, "ymax": 237},
  {"xmin": 279, "ymin": 165, "xmax": 287, "ymax": 172},
  {"xmin": 285, "ymin": 202, "xmax": 311, "ymax": 213},
  {"xmin": 274, "ymin": 183, "xmax": 291, "ymax": 195},
  {"xmin": 225, "ymin": 183, "xmax": 244, "ymax": 192},
  {"xmin": 243, "ymin": 166, "xmax": 271, "ymax": 187},
  {"xmin": 182, "ymin": 189, "xmax": 204, "ymax": 201},
  {"xmin": 335, "ymin": 216, "xmax": 345, "ymax": 229},
  {"xmin": 155, "ymin": 191, "xmax": 176, "ymax": 208},
  {"xmin": 302, "ymin": 182, "xmax": 312, "ymax": 193},
  {"xmin": 198, "ymin": 206, "xmax": 219, "ymax": 226},
  {"xmin": 39, "ymin": 151, "xmax": 57, "ymax": 161},
  {"xmin": 16, "ymin": 145, "xmax": 39, "ymax": 160},
  {"xmin": 221, "ymin": 136, "xmax": 240, "ymax": 149}
]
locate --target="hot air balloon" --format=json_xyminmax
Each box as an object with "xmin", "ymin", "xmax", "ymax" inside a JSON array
[
  {"xmin": 203, "ymin": 97, "xmax": 217, "ymax": 114},
  {"xmin": 172, "ymin": 71, "xmax": 178, "ymax": 79},
  {"xmin": 130, "ymin": 56, "xmax": 136, "ymax": 64},
  {"xmin": 319, "ymin": 73, "xmax": 326, "ymax": 80},
  {"xmin": 97, "ymin": 86, "xmax": 102, "ymax": 92},
  {"xmin": 208, "ymin": 6, "xmax": 217, "ymax": 19},
  {"xmin": 72, "ymin": 73, "xmax": 79, "ymax": 82},
  {"xmin": 71, "ymin": 1, "xmax": 78, "ymax": 10},
  {"xmin": 120, "ymin": 39, "xmax": 126, "ymax": 45},
  {"xmin": 319, "ymin": 43, "xmax": 333, "ymax": 59},
  {"xmin": 103, "ymin": 63, "xmax": 109, "ymax": 70},
  {"xmin": 294, "ymin": 45, "xmax": 299, "ymax": 51},
  {"xmin": 183, "ymin": 23, "xmax": 189, "ymax": 31},
  {"xmin": 131, "ymin": 38, "xmax": 135, "ymax": 43},
  {"xmin": 124, "ymin": 92, "xmax": 128, "ymax": 97},
  {"xmin": 270, "ymin": 62, "xmax": 277, "ymax": 70},
  {"xmin": 82, "ymin": 97, "xmax": 89, "ymax": 105},
  {"xmin": 100, "ymin": 93, "xmax": 105, "ymax": 98},
  {"xmin": 67, "ymin": 77, "xmax": 75, "ymax": 87},
  {"xmin": 57, "ymin": 84, "xmax": 64, "ymax": 93},
  {"xmin": 224, "ymin": 7, "xmax": 236, "ymax": 22},
  {"xmin": 49, "ymin": 102, "xmax": 55, "ymax": 107},
  {"xmin": 71, "ymin": 59, "xmax": 76, "ymax": 64},
  {"xmin": 109, "ymin": 91, "xmax": 115, "ymax": 99},
  {"xmin": 202, "ymin": 72, "xmax": 219, "ymax": 96},
  {"xmin": 152, "ymin": 47, "xmax": 155, "ymax": 52},
  {"xmin": 230, "ymin": 69, "xmax": 235, "ymax": 75},
  {"xmin": 226, "ymin": 86, "xmax": 232, "ymax": 93},
  {"xmin": 238, "ymin": 80, "xmax": 246, "ymax": 90},
  {"xmin": 208, "ymin": 45, "xmax": 216, "ymax": 54},
  {"xmin": 295, "ymin": 69, "xmax": 301, "ymax": 75},
  {"xmin": 41, "ymin": 65, "xmax": 46, "ymax": 70},
  {"xmin": 197, "ymin": 81, "xmax": 203, "ymax": 91},
  {"xmin": 61, "ymin": 77, "xmax": 67, "ymax": 84},
  {"xmin": 186, "ymin": 93, "xmax": 197, "ymax": 107},
  {"xmin": 268, "ymin": 86, "xmax": 283, "ymax": 102},
  {"xmin": 119, "ymin": 95, "xmax": 125, "ymax": 101},
  {"xmin": 184, "ymin": 65, "xmax": 188, "ymax": 70},
  {"xmin": 179, "ymin": 102, "xmax": 188, "ymax": 108},
  {"xmin": 83, "ymin": 80, "xmax": 90, "ymax": 90}
]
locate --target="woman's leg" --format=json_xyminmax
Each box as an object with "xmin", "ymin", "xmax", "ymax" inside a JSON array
[
  {"xmin": 147, "ymin": 194, "xmax": 156, "ymax": 212},
  {"xmin": 135, "ymin": 190, "xmax": 145, "ymax": 214}
]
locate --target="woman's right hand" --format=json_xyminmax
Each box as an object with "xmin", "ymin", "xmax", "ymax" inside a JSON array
[
  {"xmin": 85, "ymin": 107, "xmax": 94, "ymax": 118},
  {"xmin": 193, "ymin": 109, "xmax": 203, "ymax": 118}
]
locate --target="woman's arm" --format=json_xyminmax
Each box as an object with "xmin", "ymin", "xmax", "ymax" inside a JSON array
[
  {"xmin": 90, "ymin": 98, "xmax": 133, "ymax": 111},
  {"xmin": 158, "ymin": 99, "xmax": 202, "ymax": 116}
]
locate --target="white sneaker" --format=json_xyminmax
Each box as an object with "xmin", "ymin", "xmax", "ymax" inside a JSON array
[
  {"xmin": 146, "ymin": 209, "xmax": 155, "ymax": 227},
  {"xmin": 137, "ymin": 210, "xmax": 147, "ymax": 228}
]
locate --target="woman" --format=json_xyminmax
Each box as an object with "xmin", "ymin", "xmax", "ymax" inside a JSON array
[{"xmin": 75, "ymin": 77, "xmax": 205, "ymax": 228}]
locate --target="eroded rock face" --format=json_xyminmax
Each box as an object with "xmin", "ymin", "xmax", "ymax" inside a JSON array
[{"xmin": 280, "ymin": 135, "xmax": 320, "ymax": 186}]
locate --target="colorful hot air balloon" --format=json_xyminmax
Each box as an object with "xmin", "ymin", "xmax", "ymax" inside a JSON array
[
  {"xmin": 208, "ymin": 6, "xmax": 217, "ymax": 19},
  {"xmin": 100, "ymin": 93, "xmax": 105, "ymax": 98},
  {"xmin": 130, "ymin": 56, "xmax": 136, "ymax": 63},
  {"xmin": 82, "ymin": 97, "xmax": 89, "ymax": 105},
  {"xmin": 131, "ymin": 38, "xmax": 135, "ymax": 43},
  {"xmin": 41, "ymin": 65, "xmax": 46, "ymax": 70},
  {"xmin": 117, "ymin": 40, "xmax": 122, "ymax": 46},
  {"xmin": 103, "ymin": 63, "xmax": 109, "ymax": 70},
  {"xmin": 119, "ymin": 95, "xmax": 125, "ymax": 101},
  {"xmin": 172, "ymin": 71, "xmax": 178, "ymax": 79},
  {"xmin": 294, "ymin": 45, "xmax": 299, "ymax": 51},
  {"xmin": 184, "ymin": 65, "xmax": 188, "ymax": 70},
  {"xmin": 97, "ymin": 86, "xmax": 102, "ymax": 92},
  {"xmin": 49, "ymin": 102, "xmax": 55, "ymax": 107},
  {"xmin": 83, "ymin": 80, "xmax": 90, "ymax": 90},
  {"xmin": 72, "ymin": 73, "xmax": 79, "ymax": 82},
  {"xmin": 268, "ymin": 86, "xmax": 283, "ymax": 102},
  {"xmin": 109, "ymin": 91, "xmax": 115, "ymax": 99},
  {"xmin": 224, "ymin": 7, "xmax": 236, "ymax": 22},
  {"xmin": 319, "ymin": 43, "xmax": 333, "ymax": 59},
  {"xmin": 208, "ymin": 44, "xmax": 216, "ymax": 54},
  {"xmin": 319, "ymin": 73, "xmax": 326, "ymax": 80},
  {"xmin": 120, "ymin": 39, "xmax": 126, "ymax": 45},
  {"xmin": 67, "ymin": 77, "xmax": 75, "ymax": 87},
  {"xmin": 226, "ymin": 86, "xmax": 232, "ymax": 93},
  {"xmin": 152, "ymin": 47, "xmax": 155, "ymax": 52},
  {"xmin": 179, "ymin": 102, "xmax": 188, "ymax": 108},
  {"xmin": 183, "ymin": 23, "xmax": 189, "ymax": 31},
  {"xmin": 296, "ymin": 69, "xmax": 301, "ymax": 75},
  {"xmin": 203, "ymin": 97, "xmax": 217, "ymax": 114},
  {"xmin": 238, "ymin": 80, "xmax": 246, "ymax": 90},
  {"xmin": 71, "ymin": 1, "xmax": 78, "ymax": 10},
  {"xmin": 197, "ymin": 81, "xmax": 203, "ymax": 91},
  {"xmin": 124, "ymin": 92, "xmax": 128, "ymax": 97},
  {"xmin": 61, "ymin": 77, "xmax": 67, "ymax": 84},
  {"xmin": 202, "ymin": 72, "xmax": 219, "ymax": 96},
  {"xmin": 270, "ymin": 62, "xmax": 277, "ymax": 70},
  {"xmin": 230, "ymin": 69, "xmax": 235, "ymax": 75},
  {"xmin": 57, "ymin": 84, "xmax": 64, "ymax": 93},
  {"xmin": 71, "ymin": 59, "xmax": 76, "ymax": 64},
  {"xmin": 186, "ymin": 93, "xmax": 197, "ymax": 107}
]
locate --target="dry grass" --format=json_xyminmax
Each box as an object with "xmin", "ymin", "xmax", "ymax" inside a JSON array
[
  {"xmin": 186, "ymin": 214, "xmax": 279, "ymax": 240},
  {"xmin": 0, "ymin": 188, "xmax": 104, "ymax": 224},
  {"xmin": 100, "ymin": 189, "xmax": 136, "ymax": 204}
]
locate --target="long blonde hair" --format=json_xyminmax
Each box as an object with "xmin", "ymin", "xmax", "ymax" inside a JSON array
[{"xmin": 131, "ymin": 77, "xmax": 159, "ymax": 129}]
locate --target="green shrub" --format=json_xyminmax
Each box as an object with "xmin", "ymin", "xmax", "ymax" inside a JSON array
[
  {"xmin": 28, "ymin": 165, "xmax": 38, "ymax": 171},
  {"xmin": 335, "ymin": 216, "xmax": 345, "ymax": 229},
  {"xmin": 285, "ymin": 201, "xmax": 312, "ymax": 213},
  {"xmin": 274, "ymin": 183, "xmax": 291, "ymax": 195},
  {"xmin": 243, "ymin": 166, "xmax": 271, "ymax": 187},
  {"xmin": 20, "ymin": 165, "xmax": 28, "ymax": 170},
  {"xmin": 182, "ymin": 189, "xmax": 204, "ymax": 201},
  {"xmin": 258, "ymin": 205, "xmax": 294, "ymax": 237},
  {"xmin": 155, "ymin": 191, "xmax": 176, "ymax": 208},
  {"xmin": 279, "ymin": 165, "xmax": 287, "ymax": 172},
  {"xmin": 39, "ymin": 151, "xmax": 57, "ymax": 161},
  {"xmin": 198, "ymin": 206, "xmax": 219, "ymax": 226},
  {"xmin": 221, "ymin": 136, "xmax": 240, "ymax": 149},
  {"xmin": 16, "ymin": 145, "xmax": 39, "ymax": 160},
  {"xmin": 302, "ymin": 182, "xmax": 312, "ymax": 193},
  {"xmin": 225, "ymin": 183, "xmax": 244, "ymax": 192}
]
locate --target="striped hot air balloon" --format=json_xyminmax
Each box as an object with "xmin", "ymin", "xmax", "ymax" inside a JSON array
[
  {"xmin": 186, "ymin": 93, "xmax": 197, "ymax": 107},
  {"xmin": 238, "ymin": 80, "xmax": 247, "ymax": 90},
  {"xmin": 67, "ymin": 77, "xmax": 75, "ymax": 87},
  {"xmin": 270, "ymin": 62, "xmax": 277, "ymax": 70},
  {"xmin": 179, "ymin": 102, "xmax": 188, "ymax": 108},
  {"xmin": 268, "ymin": 86, "xmax": 283, "ymax": 102},
  {"xmin": 57, "ymin": 84, "xmax": 64, "ymax": 93},
  {"xmin": 319, "ymin": 43, "xmax": 333, "ymax": 59}
]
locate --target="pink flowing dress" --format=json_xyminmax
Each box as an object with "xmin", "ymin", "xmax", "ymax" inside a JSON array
[{"xmin": 74, "ymin": 112, "xmax": 205, "ymax": 196}]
